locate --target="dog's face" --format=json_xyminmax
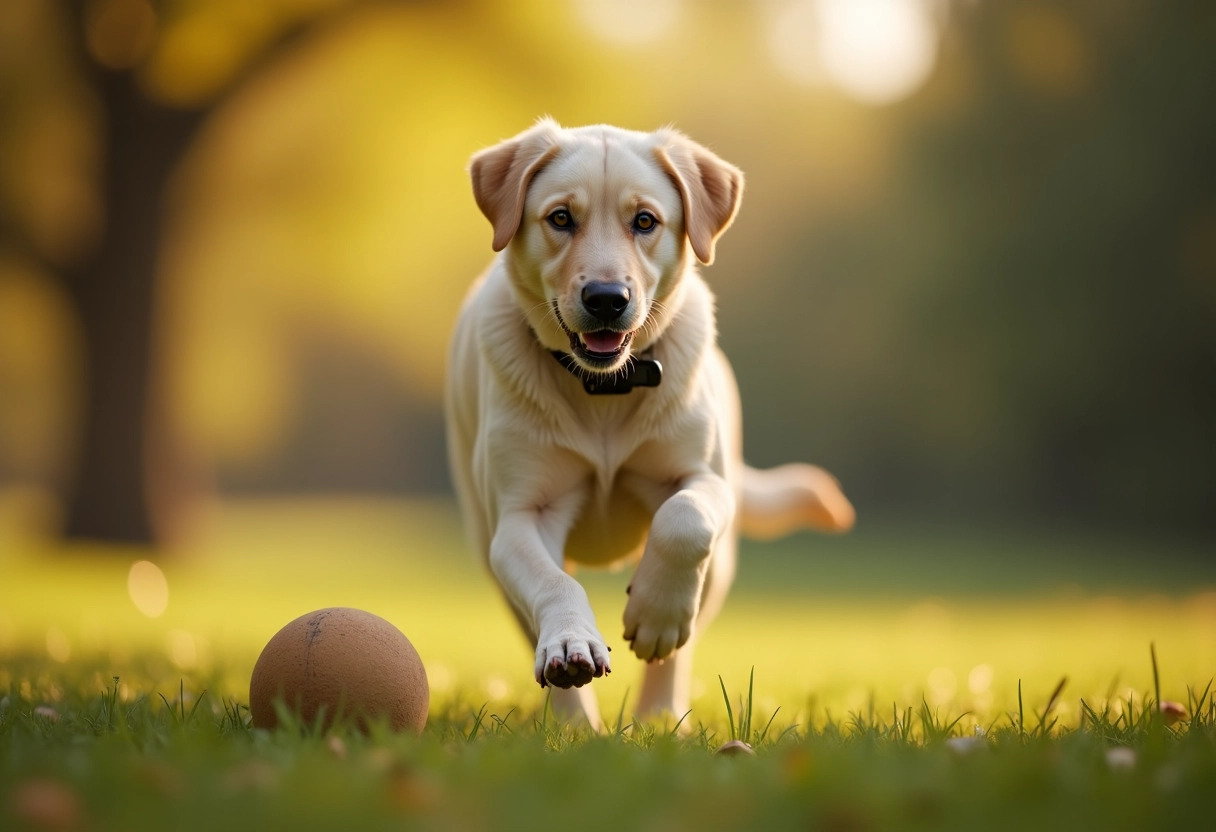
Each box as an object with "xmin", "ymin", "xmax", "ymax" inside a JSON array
[
  {"xmin": 471, "ymin": 120, "xmax": 743, "ymax": 375},
  {"xmin": 513, "ymin": 132, "xmax": 684, "ymax": 373}
]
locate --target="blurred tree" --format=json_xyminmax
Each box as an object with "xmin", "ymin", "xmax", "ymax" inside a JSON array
[
  {"xmin": 1, "ymin": 0, "xmax": 1209, "ymax": 546},
  {"xmin": 12, "ymin": 0, "xmax": 360, "ymax": 544},
  {"xmin": 731, "ymin": 0, "xmax": 1216, "ymax": 535}
]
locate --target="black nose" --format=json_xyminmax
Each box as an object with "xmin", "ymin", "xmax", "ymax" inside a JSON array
[{"xmin": 581, "ymin": 282, "xmax": 631, "ymax": 323}]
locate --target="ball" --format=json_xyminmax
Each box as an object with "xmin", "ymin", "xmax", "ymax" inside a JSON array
[
  {"xmin": 715, "ymin": 740, "xmax": 756, "ymax": 757},
  {"xmin": 249, "ymin": 607, "xmax": 429, "ymax": 733}
]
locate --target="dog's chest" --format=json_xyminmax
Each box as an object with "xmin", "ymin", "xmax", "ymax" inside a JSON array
[
  {"xmin": 564, "ymin": 477, "xmax": 653, "ymax": 567},
  {"xmin": 558, "ymin": 395, "xmax": 650, "ymax": 476},
  {"xmin": 559, "ymin": 408, "xmax": 670, "ymax": 567}
]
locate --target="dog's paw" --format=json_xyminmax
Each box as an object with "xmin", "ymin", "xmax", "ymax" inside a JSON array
[
  {"xmin": 534, "ymin": 623, "xmax": 612, "ymax": 689},
  {"xmin": 622, "ymin": 563, "xmax": 700, "ymax": 662}
]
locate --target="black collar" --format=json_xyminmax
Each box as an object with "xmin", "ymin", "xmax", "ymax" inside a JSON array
[{"xmin": 550, "ymin": 350, "xmax": 663, "ymax": 395}]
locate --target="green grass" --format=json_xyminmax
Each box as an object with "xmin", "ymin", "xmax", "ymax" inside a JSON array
[
  {"xmin": 2, "ymin": 496, "xmax": 1215, "ymax": 829},
  {"xmin": 2, "ymin": 649, "xmax": 1214, "ymax": 831}
]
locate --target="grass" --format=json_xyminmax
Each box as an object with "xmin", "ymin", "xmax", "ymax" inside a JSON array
[
  {"xmin": 2, "ymin": 496, "xmax": 1215, "ymax": 829},
  {"xmin": 2, "ymin": 649, "xmax": 1214, "ymax": 831}
]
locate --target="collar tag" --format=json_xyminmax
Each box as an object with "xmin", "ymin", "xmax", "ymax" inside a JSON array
[{"xmin": 551, "ymin": 352, "xmax": 663, "ymax": 395}]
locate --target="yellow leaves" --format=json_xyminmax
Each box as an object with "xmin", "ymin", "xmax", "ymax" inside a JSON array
[
  {"xmin": 0, "ymin": 266, "xmax": 79, "ymax": 477},
  {"xmin": 141, "ymin": 9, "xmax": 255, "ymax": 106},
  {"xmin": 92, "ymin": 0, "xmax": 355, "ymax": 108},
  {"xmin": 163, "ymin": 300, "xmax": 292, "ymax": 466},
  {"xmin": 85, "ymin": 0, "xmax": 157, "ymax": 71},
  {"xmin": 161, "ymin": 4, "xmax": 521, "ymax": 442},
  {"xmin": 0, "ymin": 103, "xmax": 100, "ymax": 266}
]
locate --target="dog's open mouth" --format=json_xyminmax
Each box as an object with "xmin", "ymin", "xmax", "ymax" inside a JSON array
[
  {"xmin": 553, "ymin": 307, "xmax": 634, "ymax": 368},
  {"xmin": 571, "ymin": 329, "xmax": 632, "ymax": 359}
]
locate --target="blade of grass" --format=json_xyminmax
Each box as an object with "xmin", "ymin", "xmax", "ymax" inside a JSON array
[
  {"xmin": 1018, "ymin": 679, "xmax": 1024, "ymax": 738},
  {"xmin": 1151, "ymin": 642, "xmax": 1161, "ymax": 712},
  {"xmin": 1079, "ymin": 698, "xmax": 1104, "ymax": 733},
  {"xmin": 158, "ymin": 692, "xmax": 176, "ymax": 724},
  {"xmin": 1035, "ymin": 677, "xmax": 1068, "ymax": 738},
  {"xmin": 1188, "ymin": 679, "xmax": 1212, "ymax": 721},
  {"xmin": 186, "ymin": 689, "xmax": 208, "ymax": 724},
  {"xmin": 466, "ymin": 703, "xmax": 488, "ymax": 742},
  {"xmin": 743, "ymin": 667, "xmax": 755, "ymax": 743},
  {"xmin": 537, "ymin": 690, "xmax": 551, "ymax": 733},
  {"xmin": 756, "ymin": 707, "xmax": 781, "ymax": 745},
  {"xmin": 613, "ymin": 687, "xmax": 630, "ymax": 736},
  {"xmin": 668, "ymin": 710, "xmax": 692, "ymax": 738},
  {"xmin": 490, "ymin": 707, "xmax": 516, "ymax": 736},
  {"xmin": 106, "ymin": 676, "xmax": 119, "ymax": 732},
  {"xmin": 718, "ymin": 676, "xmax": 736, "ymax": 742}
]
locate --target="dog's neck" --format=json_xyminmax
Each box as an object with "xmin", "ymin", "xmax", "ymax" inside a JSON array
[{"xmin": 549, "ymin": 349, "xmax": 663, "ymax": 395}]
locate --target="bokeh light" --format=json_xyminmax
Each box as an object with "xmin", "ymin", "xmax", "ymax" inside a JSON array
[
  {"xmin": 166, "ymin": 628, "xmax": 198, "ymax": 669},
  {"xmin": 85, "ymin": 0, "xmax": 158, "ymax": 70},
  {"xmin": 574, "ymin": 0, "xmax": 681, "ymax": 46},
  {"xmin": 127, "ymin": 560, "xmax": 169, "ymax": 618},
  {"xmin": 968, "ymin": 663, "xmax": 994, "ymax": 695},
  {"xmin": 770, "ymin": 0, "xmax": 939, "ymax": 104},
  {"xmin": 484, "ymin": 676, "xmax": 511, "ymax": 702},
  {"xmin": 45, "ymin": 627, "xmax": 70, "ymax": 663},
  {"xmin": 927, "ymin": 665, "xmax": 957, "ymax": 705},
  {"xmin": 817, "ymin": 0, "xmax": 938, "ymax": 103}
]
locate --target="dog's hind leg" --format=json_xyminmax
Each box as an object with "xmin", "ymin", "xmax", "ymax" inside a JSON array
[
  {"xmin": 738, "ymin": 463, "xmax": 855, "ymax": 541},
  {"xmin": 550, "ymin": 685, "xmax": 604, "ymax": 732},
  {"xmin": 635, "ymin": 531, "xmax": 736, "ymax": 723},
  {"xmin": 635, "ymin": 644, "xmax": 695, "ymax": 726}
]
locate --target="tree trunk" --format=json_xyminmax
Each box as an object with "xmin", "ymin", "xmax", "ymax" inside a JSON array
[
  {"xmin": 60, "ymin": 70, "xmax": 205, "ymax": 544},
  {"xmin": 54, "ymin": 1, "xmax": 354, "ymax": 545}
]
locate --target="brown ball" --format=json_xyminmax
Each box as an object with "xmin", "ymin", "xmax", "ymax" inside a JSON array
[
  {"xmin": 249, "ymin": 607, "xmax": 428, "ymax": 733},
  {"xmin": 715, "ymin": 740, "xmax": 756, "ymax": 757}
]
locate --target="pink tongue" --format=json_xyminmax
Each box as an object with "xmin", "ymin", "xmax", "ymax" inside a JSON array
[{"xmin": 581, "ymin": 331, "xmax": 626, "ymax": 353}]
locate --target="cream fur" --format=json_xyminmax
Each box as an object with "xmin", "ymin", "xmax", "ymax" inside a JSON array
[{"xmin": 447, "ymin": 121, "xmax": 854, "ymax": 729}]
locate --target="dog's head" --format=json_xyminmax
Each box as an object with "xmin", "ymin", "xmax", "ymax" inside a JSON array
[{"xmin": 470, "ymin": 119, "xmax": 743, "ymax": 375}]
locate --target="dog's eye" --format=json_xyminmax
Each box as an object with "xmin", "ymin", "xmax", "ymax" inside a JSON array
[
  {"xmin": 547, "ymin": 209, "xmax": 573, "ymax": 230},
  {"xmin": 632, "ymin": 211, "xmax": 658, "ymax": 233}
]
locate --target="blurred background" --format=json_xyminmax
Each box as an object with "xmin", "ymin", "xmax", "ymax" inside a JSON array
[{"xmin": 0, "ymin": 0, "xmax": 1213, "ymax": 713}]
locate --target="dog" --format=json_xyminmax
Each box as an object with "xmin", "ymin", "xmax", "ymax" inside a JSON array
[{"xmin": 446, "ymin": 119, "xmax": 854, "ymax": 728}]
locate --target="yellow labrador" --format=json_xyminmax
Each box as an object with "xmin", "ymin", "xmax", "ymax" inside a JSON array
[{"xmin": 446, "ymin": 119, "xmax": 854, "ymax": 727}]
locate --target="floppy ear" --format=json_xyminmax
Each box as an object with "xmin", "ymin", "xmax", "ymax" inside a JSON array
[
  {"xmin": 654, "ymin": 131, "xmax": 744, "ymax": 265},
  {"xmin": 469, "ymin": 120, "xmax": 562, "ymax": 252}
]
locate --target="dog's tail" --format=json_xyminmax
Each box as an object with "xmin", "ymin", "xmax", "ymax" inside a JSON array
[{"xmin": 738, "ymin": 463, "xmax": 855, "ymax": 540}]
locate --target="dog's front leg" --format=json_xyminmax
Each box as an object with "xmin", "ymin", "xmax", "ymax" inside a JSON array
[
  {"xmin": 623, "ymin": 472, "xmax": 734, "ymax": 662},
  {"xmin": 490, "ymin": 510, "xmax": 612, "ymax": 688}
]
